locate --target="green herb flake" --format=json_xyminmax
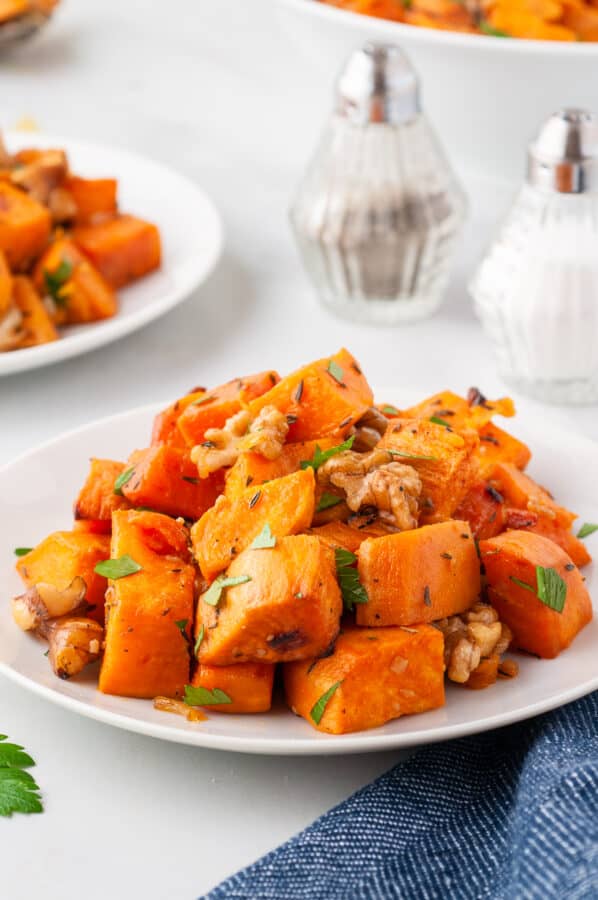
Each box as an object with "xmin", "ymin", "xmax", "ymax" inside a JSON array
[
  {"xmin": 510, "ymin": 575, "xmax": 536, "ymax": 593},
  {"xmin": 249, "ymin": 523, "xmax": 277, "ymax": 550},
  {"xmin": 194, "ymin": 625, "xmax": 205, "ymax": 658},
  {"xmin": 300, "ymin": 435, "xmax": 355, "ymax": 471},
  {"xmin": 184, "ymin": 685, "xmax": 232, "ymax": 707},
  {"xmin": 429, "ymin": 416, "xmax": 451, "ymax": 428},
  {"xmin": 316, "ymin": 493, "xmax": 344, "ymax": 513},
  {"xmin": 335, "ymin": 548, "xmax": 368, "ymax": 611},
  {"xmin": 94, "ymin": 555, "xmax": 142, "ymax": 579},
  {"xmin": 203, "ymin": 574, "xmax": 251, "ymax": 607},
  {"xmin": 310, "ymin": 681, "xmax": 343, "ymax": 725},
  {"xmin": 382, "ymin": 405, "xmax": 399, "ymax": 416},
  {"xmin": 0, "ymin": 735, "xmax": 43, "ymax": 817},
  {"xmin": 174, "ymin": 619, "xmax": 188, "ymax": 638},
  {"xmin": 479, "ymin": 19, "xmax": 509, "ymax": 36},
  {"xmin": 14, "ymin": 547, "xmax": 32, "ymax": 557},
  {"xmin": 43, "ymin": 259, "xmax": 73, "ymax": 306},
  {"xmin": 191, "ymin": 394, "xmax": 216, "ymax": 406},
  {"xmin": 536, "ymin": 566, "xmax": 567, "ymax": 613},
  {"xmin": 113, "ymin": 467, "xmax": 135, "ymax": 495},
  {"xmin": 577, "ymin": 522, "xmax": 598, "ymax": 539},
  {"xmin": 387, "ymin": 449, "xmax": 438, "ymax": 462},
  {"xmin": 327, "ymin": 360, "xmax": 345, "ymax": 385}
]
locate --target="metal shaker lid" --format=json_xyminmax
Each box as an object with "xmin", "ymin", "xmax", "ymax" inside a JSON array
[
  {"xmin": 335, "ymin": 42, "xmax": 420, "ymax": 126},
  {"xmin": 527, "ymin": 109, "xmax": 598, "ymax": 193}
]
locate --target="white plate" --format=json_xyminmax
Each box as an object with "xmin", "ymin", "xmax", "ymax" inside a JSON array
[
  {"xmin": 0, "ymin": 399, "xmax": 596, "ymax": 755},
  {"xmin": 0, "ymin": 132, "xmax": 223, "ymax": 377}
]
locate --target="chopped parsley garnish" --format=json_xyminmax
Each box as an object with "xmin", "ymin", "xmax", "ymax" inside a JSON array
[
  {"xmin": 14, "ymin": 547, "xmax": 32, "ymax": 557},
  {"xmin": 387, "ymin": 449, "xmax": 438, "ymax": 462},
  {"xmin": 429, "ymin": 416, "xmax": 450, "ymax": 428},
  {"xmin": 174, "ymin": 619, "xmax": 188, "ymax": 639},
  {"xmin": 113, "ymin": 467, "xmax": 135, "ymax": 495},
  {"xmin": 300, "ymin": 436, "xmax": 355, "ymax": 471},
  {"xmin": 184, "ymin": 685, "xmax": 232, "ymax": 707},
  {"xmin": 43, "ymin": 259, "xmax": 73, "ymax": 306},
  {"xmin": 203, "ymin": 574, "xmax": 251, "ymax": 607},
  {"xmin": 335, "ymin": 548, "xmax": 368, "ymax": 611},
  {"xmin": 577, "ymin": 522, "xmax": 598, "ymax": 539},
  {"xmin": 310, "ymin": 681, "xmax": 342, "ymax": 725},
  {"xmin": 316, "ymin": 493, "xmax": 344, "ymax": 513},
  {"xmin": 94, "ymin": 555, "xmax": 142, "ymax": 579},
  {"xmin": 510, "ymin": 576, "xmax": 535, "ymax": 593},
  {"xmin": 249, "ymin": 523, "xmax": 276, "ymax": 550},
  {"xmin": 327, "ymin": 360, "xmax": 345, "ymax": 385},
  {"xmin": 191, "ymin": 394, "xmax": 216, "ymax": 406},
  {"xmin": 0, "ymin": 735, "xmax": 43, "ymax": 817},
  {"xmin": 381, "ymin": 405, "xmax": 399, "ymax": 416},
  {"xmin": 479, "ymin": 20, "xmax": 509, "ymax": 36},
  {"xmin": 510, "ymin": 567, "xmax": 567, "ymax": 613},
  {"xmin": 194, "ymin": 625, "xmax": 205, "ymax": 657}
]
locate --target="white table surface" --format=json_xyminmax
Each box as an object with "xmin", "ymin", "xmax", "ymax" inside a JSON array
[{"xmin": 1, "ymin": 2, "xmax": 596, "ymax": 898}]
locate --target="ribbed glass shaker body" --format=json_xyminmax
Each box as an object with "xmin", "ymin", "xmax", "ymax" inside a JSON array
[
  {"xmin": 470, "ymin": 184, "xmax": 598, "ymax": 404},
  {"xmin": 290, "ymin": 114, "xmax": 467, "ymax": 324}
]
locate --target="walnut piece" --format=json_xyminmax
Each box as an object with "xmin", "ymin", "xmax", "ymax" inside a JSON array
[
  {"xmin": 11, "ymin": 149, "xmax": 68, "ymax": 205},
  {"xmin": 39, "ymin": 616, "xmax": 104, "ymax": 680},
  {"xmin": 11, "ymin": 576, "xmax": 87, "ymax": 631},
  {"xmin": 435, "ymin": 603, "xmax": 513, "ymax": 684},
  {"xmin": 317, "ymin": 448, "xmax": 421, "ymax": 530},
  {"xmin": 350, "ymin": 407, "xmax": 389, "ymax": 452},
  {"xmin": 191, "ymin": 405, "xmax": 289, "ymax": 478}
]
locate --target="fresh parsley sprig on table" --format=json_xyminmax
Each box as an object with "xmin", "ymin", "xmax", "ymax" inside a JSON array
[{"xmin": 0, "ymin": 735, "xmax": 43, "ymax": 817}]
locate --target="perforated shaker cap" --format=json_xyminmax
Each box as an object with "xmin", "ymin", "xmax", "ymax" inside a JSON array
[
  {"xmin": 335, "ymin": 42, "xmax": 420, "ymax": 126},
  {"xmin": 527, "ymin": 109, "xmax": 598, "ymax": 193}
]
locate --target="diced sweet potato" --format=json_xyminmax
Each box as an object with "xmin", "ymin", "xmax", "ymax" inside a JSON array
[
  {"xmin": 0, "ymin": 249, "xmax": 12, "ymax": 316},
  {"xmin": 356, "ymin": 520, "xmax": 480, "ymax": 627},
  {"xmin": 12, "ymin": 276, "xmax": 57, "ymax": 346},
  {"xmin": 74, "ymin": 458, "xmax": 131, "ymax": 524},
  {"xmin": 73, "ymin": 214, "xmax": 161, "ymax": 288},
  {"xmin": 198, "ymin": 534, "xmax": 342, "ymax": 665},
  {"xmin": 121, "ymin": 445, "xmax": 224, "ymax": 521},
  {"xmin": 191, "ymin": 468, "xmax": 316, "ymax": 580},
  {"xmin": 310, "ymin": 520, "xmax": 394, "ymax": 553},
  {"xmin": 377, "ymin": 417, "xmax": 479, "ymax": 521},
  {"xmin": 33, "ymin": 237, "xmax": 117, "ymax": 324},
  {"xmin": 453, "ymin": 481, "xmax": 505, "ymax": 540},
  {"xmin": 401, "ymin": 390, "xmax": 515, "ymax": 432},
  {"xmin": 99, "ymin": 511, "xmax": 194, "ymax": 698},
  {"xmin": 224, "ymin": 439, "xmax": 335, "ymax": 498},
  {"xmin": 190, "ymin": 663, "xmax": 275, "ymax": 713},
  {"xmin": 491, "ymin": 463, "xmax": 576, "ymax": 529},
  {"xmin": 503, "ymin": 508, "xmax": 592, "ymax": 569},
  {"xmin": 63, "ymin": 175, "xmax": 117, "ymax": 224},
  {"xmin": 0, "ymin": 182, "xmax": 51, "ymax": 270},
  {"xmin": 0, "ymin": 0, "xmax": 29, "ymax": 24},
  {"xmin": 16, "ymin": 530, "xmax": 110, "ymax": 624},
  {"xmin": 247, "ymin": 349, "xmax": 373, "ymax": 442},
  {"xmin": 284, "ymin": 624, "xmax": 445, "ymax": 734},
  {"xmin": 475, "ymin": 422, "xmax": 531, "ymax": 478},
  {"xmin": 480, "ymin": 530, "xmax": 592, "ymax": 659},
  {"xmin": 172, "ymin": 371, "xmax": 279, "ymax": 448},
  {"xmin": 73, "ymin": 519, "xmax": 112, "ymax": 536}
]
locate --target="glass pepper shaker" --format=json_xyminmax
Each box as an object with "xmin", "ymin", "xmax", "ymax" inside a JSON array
[
  {"xmin": 470, "ymin": 109, "xmax": 598, "ymax": 405},
  {"xmin": 289, "ymin": 42, "xmax": 467, "ymax": 325}
]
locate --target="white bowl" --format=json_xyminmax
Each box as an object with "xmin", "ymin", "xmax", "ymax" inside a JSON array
[{"xmin": 276, "ymin": 0, "xmax": 598, "ymax": 182}]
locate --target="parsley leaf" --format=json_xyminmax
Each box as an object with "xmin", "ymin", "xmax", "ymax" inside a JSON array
[
  {"xmin": 191, "ymin": 394, "xmax": 216, "ymax": 406},
  {"xmin": 429, "ymin": 416, "xmax": 450, "ymax": 428},
  {"xmin": 327, "ymin": 360, "xmax": 345, "ymax": 384},
  {"xmin": 249, "ymin": 523, "xmax": 276, "ymax": 550},
  {"xmin": 300, "ymin": 436, "xmax": 355, "ymax": 471},
  {"xmin": 0, "ymin": 735, "xmax": 42, "ymax": 817},
  {"xmin": 94, "ymin": 555, "xmax": 142, "ymax": 579},
  {"xmin": 479, "ymin": 19, "xmax": 509, "ymax": 36},
  {"xmin": 175, "ymin": 619, "xmax": 188, "ymax": 638},
  {"xmin": 381, "ymin": 405, "xmax": 399, "ymax": 416},
  {"xmin": 577, "ymin": 522, "xmax": 598, "ymax": 539},
  {"xmin": 113, "ymin": 467, "xmax": 135, "ymax": 495},
  {"xmin": 335, "ymin": 548, "xmax": 368, "ymax": 611},
  {"xmin": 310, "ymin": 682, "xmax": 342, "ymax": 725},
  {"xmin": 536, "ymin": 566, "xmax": 567, "ymax": 613},
  {"xmin": 510, "ymin": 576, "xmax": 535, "ymax": 593},
  {"xmin": 43, "ymin": 260, "xmax": 73, "ymax": 306},
  {"xmin": 184, "ymin": 685, "xmax": 232, "ymax": 706},
  {"xmin": 203, "ymin": 574, "xmax": 251, "ymax": 607},
  {"xmin": 387, "ymin": 449, "xmax": 438, "ymax": 462},
  {"xmin": 14, "ymin": 547, "xmax": 32, "ymax": 557},
  {"xmin": 316, "ymin": 493, "xmax": 344, "ymax": 513},
  {"xmin": 194, "ymin": 624, "xmax": 205, "ymax": 657}
]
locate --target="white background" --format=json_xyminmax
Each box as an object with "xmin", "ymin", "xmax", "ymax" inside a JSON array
[{"xmin": 1, "ymin": 1, "xmax": 596, "ymax": 898}]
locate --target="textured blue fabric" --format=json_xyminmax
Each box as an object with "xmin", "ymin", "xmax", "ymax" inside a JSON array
[{"xmin": 205, "ymin": 692, "xmax": 598, "ymax": 899}]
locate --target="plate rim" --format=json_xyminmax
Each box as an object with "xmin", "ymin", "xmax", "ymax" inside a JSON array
[
  {"xmin": 1, "ymin": 401, "xmax": 597, "ymax": 756},
  {"xmin": 0, "ymin": 132, "xmax": 224, "ymax": 377}
]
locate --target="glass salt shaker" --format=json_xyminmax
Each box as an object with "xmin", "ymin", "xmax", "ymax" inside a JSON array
[
  {"xmin": 470, "ymin": 109, "xmax": 598, "ymax": 405},
  {"xmin": 289, "ymin": 42, "xmax": 467, "ymax": 325}
]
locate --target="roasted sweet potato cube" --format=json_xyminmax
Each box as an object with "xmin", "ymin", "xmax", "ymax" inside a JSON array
[
  {"xmin": 0, "ymin": 249, "xmax": 12, "ymax": 316},
  {"xmin": 453, "ymin": 481, "xmax": 505, "ymax": 540},
  {"xmin": 356, "ymin": 520, "xmax": 480, "ymax": 627},
  {"xmin": 247, "ymin": 348, "xmax": 373, "ymax": 442},
  {"xmin": 74, "ymin": 458, "xmax": 131, "ymax": 524},
  {"xmin": 63, "ymin": 175, "xmax": 118, "ymax": 224},
  {"xmin": 171, "ymin": 371, "xmax": 279, "ymax": 448},
  {"xmin": 475, "ymin": 423, "xmax": 531, "ymax": 478},
  {"xmin": 12, "ymin": 276, "xmax": 58, "ymax": 346},
  {"xmin": 491, "ymin": 463, "xmax": 576, "ymax": 529},
  {"xmin": 99, "ymin": 511, "xmax": 194, "ymax": 698},
  {"xmin": 33, "ymin": 237, "xmax": 117, "ymax": 324},
  {"xmin": 0, "ymin": 0, "xmax": 29, "ymax": 24},
  {"xmin": 121, "ymin": 445, "xmax": 224, "ymax": 520},
  {"xmin": 224, "ymin": 438, "xmax": 335, "ymax": 498},
  {"xmin": 190, "ymin": 663, "xmax": 275, "ymax": 713},
  {"xmin": 401, "ymin": 390, "xmax": 515, "ymax": 432},
  {"xmin": 191, "ymin": 468, "xmax": 316, "ymax": 580},
  {"xmin": 0, "ymin": 182, "xmax": 51, "ymax": 269},
  {"xmin": 73, "ymin": 519, "xmax": 112, "ymax": 536},
  {"xmin": 310, "ymin": 520, "xmax": 394, "ymax": 553},
  {"xmin": 73, "ymin": 214, "xmax": 161, "ymax": 288},
  {"xmin": 377, "ymin": 418, "xmax": 479, "ymax": 521},
  {"xmin": 480, "ymin": 530, "xmax": 592, "ymax": 659},
  {"xmin": 16, "ymin": 530, "xmax": 110, "ymax": 623},
  {"xmin": 503, "ymin": 507, "xmax": 592, "ymax": 568},
  {"xmin": 198, "ymin": 534, "xmax": 342, "ymax": 665},
  {"xmin": 284, "ymin": 624, "xmax": 445, "ymax": 734}
]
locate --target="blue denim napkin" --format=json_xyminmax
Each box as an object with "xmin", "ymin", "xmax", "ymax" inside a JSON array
[{"xmin": 206, "ymin": 691, "xmax": 598, "ymax": 899}]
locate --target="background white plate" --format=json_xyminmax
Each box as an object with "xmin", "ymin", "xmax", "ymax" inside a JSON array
[
  {"xmin": 0, "ymin": 397, "xmax": 596, "ymax": 755},
  {"xmin": 0, "ymin": 132, "xmax": 223, "ymax": 376}
]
